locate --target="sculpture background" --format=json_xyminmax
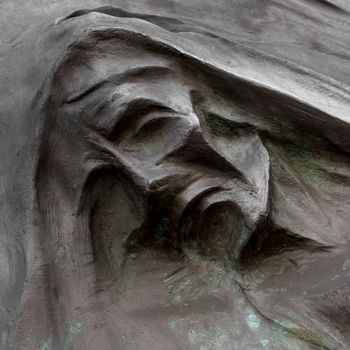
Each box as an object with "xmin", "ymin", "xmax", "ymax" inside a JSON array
[{"xmin": 1, "ymin": 1, "xmax": 350, "ymax": 349}]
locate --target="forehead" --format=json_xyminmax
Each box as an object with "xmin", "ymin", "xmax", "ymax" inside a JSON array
[
  {"xmin": 48, "ymin": 28, "xmax": 350, "ymax": 156},
  {"xmin": 54, "ymin": 38, "xmax": 194, "ymax": 112}
]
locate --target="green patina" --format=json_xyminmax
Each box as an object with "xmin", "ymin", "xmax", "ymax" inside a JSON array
[
  {"xmin": 64, "ymin": 320, "xmax": 83, "ymax": 350},
  {"xmin": 167, "ymin": 275, "xmax": 315, "ymax": 350},
  {"xmin": 41, "ymin": 338, "xmax": 51, "ymax": 350},
  {"xmin": 265, "ymin": 137, "xmax": 347, "ymax": 190},
  {"xmin": 222, "ymin": 143, "xmax": 234, "ymax": 152},
  {"xmin": 259, "ymin": 338, "xmax": 270, "ymax": 347},
  {"xmin": 206, "ymin": 113, "xmax": 254, "ymax": 138},
  {"xmin": 246, "ymin": 312, "xmax": 261, "ymax": 330}
]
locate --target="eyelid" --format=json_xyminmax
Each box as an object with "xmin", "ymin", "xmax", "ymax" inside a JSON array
[
  {"xmin": 106, "ymin": 98, "xmax": 176, "ymax": 141},
  {"xmin": 133, "ymin": 114, "xmax": 182, "ymax": 138}
]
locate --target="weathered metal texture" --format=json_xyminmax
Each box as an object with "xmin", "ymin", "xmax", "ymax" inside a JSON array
[{"xmin": 1, "ymin": 1, "xmax": 350, "ymax": 349}]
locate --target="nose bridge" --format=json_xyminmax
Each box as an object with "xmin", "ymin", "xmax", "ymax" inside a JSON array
[
  {"xmin": 166, "ymin": 124, "xmax": 244, "ymax": 179},
  {"xmin": 186, "ymin": 110, "xmax": 201, "ymax": 128}
]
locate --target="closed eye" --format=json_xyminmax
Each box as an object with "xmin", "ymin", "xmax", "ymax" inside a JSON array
[
  {"xmin": 133, "ymin": 115, "xmax": 182, "ymax": 140},
  {"xmin": 107, "ymin": 98, "xmax": 176, "ymax": 142}
]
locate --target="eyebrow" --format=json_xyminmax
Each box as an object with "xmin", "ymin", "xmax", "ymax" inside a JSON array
[
  {"xmin": 106, "ymin": 97, "xmax": 176, "ymax": 141},
  {"xmin": 64, "ymin": 65, "xmax": 173, "ymax": 104}
]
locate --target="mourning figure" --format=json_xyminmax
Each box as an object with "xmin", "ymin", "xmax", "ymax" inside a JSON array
[{"xmin": 1, "ymin": 2, "xmax": 350, "ymax": 349}]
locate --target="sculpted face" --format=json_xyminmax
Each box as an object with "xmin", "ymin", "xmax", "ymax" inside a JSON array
[
  {"xmin": 2, "ymin": 5, "xmax": 350, "ymax": 350},
  {"xmin": 48, "ymin": 38, "xmax": 268, "ymax": 256}
]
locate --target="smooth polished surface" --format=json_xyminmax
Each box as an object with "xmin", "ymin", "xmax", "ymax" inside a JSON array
[{"xmin": 1, "ymin": 1, "xmax": 350, "ymax": 349}]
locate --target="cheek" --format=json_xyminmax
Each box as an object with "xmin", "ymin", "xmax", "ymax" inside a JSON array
[{"xmin": 85, "ymin": 170, "xmax": 147, "ymax": 278}]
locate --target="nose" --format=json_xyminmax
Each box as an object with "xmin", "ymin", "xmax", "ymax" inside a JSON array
[
  {"xmin": 145, "ymin": 124, "xmax": 246, "ymax": 251},
  {"xmin": 163, "ymin": 126, "xmax": 243, "ymax": 179}
]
